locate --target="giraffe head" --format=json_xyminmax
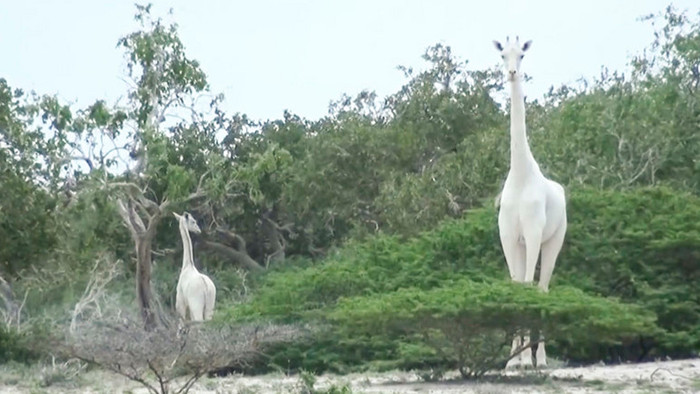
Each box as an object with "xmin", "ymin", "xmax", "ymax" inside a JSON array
[
  {"xmin": 493, "ymin": 37, "xmax": 532, "ymax": 82},
  {"xmin": 173, "ymin": 211, "xmax": 201, "ymax": 234}
]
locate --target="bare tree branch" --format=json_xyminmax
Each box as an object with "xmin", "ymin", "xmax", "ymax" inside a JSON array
[
  {"xmin": 201, "ymin": 238, "xmax": 264, "ymax": 273},
  {"xmin": 0, "ymin": 272, "xmax": 19, "ymax": 328},
  {"xmin": 64, "ymin": 316, "xmax": 302, "ymax": 394},
  {"xmin": 70, "ymin": 255, "xmax": 121, "ymax": 334}
]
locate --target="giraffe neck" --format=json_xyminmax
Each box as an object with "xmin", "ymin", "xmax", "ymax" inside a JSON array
[
  {"xmin": 508, "ymin": 78, "xmax": 536, "ymax": 178},
  {"xmin": 179, "ymin": 222, "xmax": 195, "ymax": 271}
]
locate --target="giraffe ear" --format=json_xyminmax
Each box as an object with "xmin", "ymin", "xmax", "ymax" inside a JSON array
[
  {"xmin": 493, "ymin": 40, "xmax": 503, "ymax": 51},
  {"xmin": 173, "ymin": 212, "xmax": 182, "ymax": 220},
  {"xmin": 522, "ymin": 40, "xmax": 532, "ymax": 52}
]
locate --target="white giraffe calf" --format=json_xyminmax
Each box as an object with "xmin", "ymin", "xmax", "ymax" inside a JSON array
[{"xmin": 174, "ymin": 212, "xmax": 216, "ymax": 321}]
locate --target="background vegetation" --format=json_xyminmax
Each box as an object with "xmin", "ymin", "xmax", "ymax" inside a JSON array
[{"xmin": 0, "ymin": 2, "xmax": 698, "ymax": 387}]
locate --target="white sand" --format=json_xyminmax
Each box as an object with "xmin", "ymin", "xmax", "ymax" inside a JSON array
[{"xmin": 2, "ymin": 358, "xmax": 698, "ymax": 393}]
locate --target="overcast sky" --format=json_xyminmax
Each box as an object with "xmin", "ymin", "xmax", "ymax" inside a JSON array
[{"xmin": 1, "ymin": 1, "xmax": 698, "ymax": 122}]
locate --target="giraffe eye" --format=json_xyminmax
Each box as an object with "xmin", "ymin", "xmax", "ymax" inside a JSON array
[{"xmin": 520, "ymin": 55, "xmax": 524, "ymax": 59}]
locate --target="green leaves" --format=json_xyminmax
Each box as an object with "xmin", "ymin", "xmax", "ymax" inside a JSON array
[
  {"xmin": 330, "ymin": 280, "xmax": 656, "ymax": 341},
  {"xmin": 235, "ymin": 143, "xmax": 292, "ymax": 206},
  {"xmin": 87, "ymin": 100, "xmax": 111, "ymax": 127},
  {"xmin": 224, "ymin": 187, "xmax": 700, "ymax": 372},
  {"xmin": 560, "ymin": 187, "xmax": 700, "ymax": 357},
  {"xmin": 118, "ymin": 4, "xmax": 208, "ymax": 129},
  {"xmin": 328, "ymin": 280, "xmax": 656, "ymax": 377},
  {"xmin": 530, "ymin": 7, "xmax": 700, "ymax": 193},
  {"xmin": 163, "ymin": 164, "xmax": 194, "ymax": 200}
]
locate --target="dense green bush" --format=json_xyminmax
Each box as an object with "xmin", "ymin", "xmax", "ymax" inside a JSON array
[
  {"xmin": 222, "ymin": 187, "xmax": 699, "ymax": 372},
  {"xmin": 331, "ymin": 280, "xmax": 656, "ymax": 378},
  {"xmin": 225, "ymin": 206, "xmax": 503, "ymax": 323},
  {"xmin": 556, "ymin": 187, "xmax": 700, "ymax": 359},
  {"xmin": 0, "ymin": 327, "xmax": 39, "ymax": 364}
]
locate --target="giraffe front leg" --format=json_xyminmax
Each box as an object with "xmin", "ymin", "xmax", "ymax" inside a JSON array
[
  {"xmin": 175, "ymin": 289, "xmax": 187, "ymax": 320},
  {"xmin": 520, "ymin": 332, "xmax": 534, "ymax": 368},
  {"xmin": 505, "ymin": 334, "xmax": 534, "ymax": 369},
  {"xmin": 506, "ymin": 335, "xmax": 523, "ymax": 369},
  {"xmin": 498, "ymin": 217, "xmax": 526, "ymax": 282},
  {"xmin": 536, "ymin": 340, "xmax": 547, "ymax": 367}
]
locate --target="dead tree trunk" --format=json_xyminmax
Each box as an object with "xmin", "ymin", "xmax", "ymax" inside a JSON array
[
  {"xmin": 262, "ymin": 215, "xmax": 285, "ymax": 267},
  {"xmin": 261, "ymin": 209, "xmax": 294, "ymax": 268},
  {"xmin": 118, "ymin": 197, "xmax": 163, "ymax": 331},
  {"xmin": 135, "ymin": 237, "xmax": 156, "ymax": 329}
]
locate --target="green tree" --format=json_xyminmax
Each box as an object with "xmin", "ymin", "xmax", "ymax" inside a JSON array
[{"xmin": 528, "ymin": 6, "xmax": 700, "ymax": 193}]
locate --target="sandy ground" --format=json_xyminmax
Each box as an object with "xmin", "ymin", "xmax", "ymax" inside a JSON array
[{"xmin": 1, "ymin": 358, "xmax": 698, "ymax": 393}]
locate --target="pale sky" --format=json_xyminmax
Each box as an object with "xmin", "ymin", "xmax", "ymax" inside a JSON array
[{"xmin": 1, "ymin": 1, "xmax": 698, "ymax": 122}]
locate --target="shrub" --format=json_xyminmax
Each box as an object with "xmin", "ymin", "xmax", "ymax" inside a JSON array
[
  {"xmin": 0, "ymin": 326, "xmax": 39, "ymax": 364},
  {"xmin": 556, "ymin": 187, "xmax": 700, "ymax": 360},
  {"xmin": 222, "ymin": 186, "xmax": 699, "ymax": 371},
  {"xmin": 64, "ymin": 317, "xmax": 302, "ymax": 394},
  {"xmin": 224, "ymin": 207, "xmax": 503, "ymax": 323},
  {"xmin": 331, "ymin": 280, "xmax": 656, "ymax": 377}
]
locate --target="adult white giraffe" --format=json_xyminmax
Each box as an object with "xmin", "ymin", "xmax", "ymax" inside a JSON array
[
  {"xmin": 493, "ymin": 37, "xmax": 567, "ymax": 368},
  {"xmin": 174, "ymin": 212, "xmax": 216, "ymax": 321}
]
